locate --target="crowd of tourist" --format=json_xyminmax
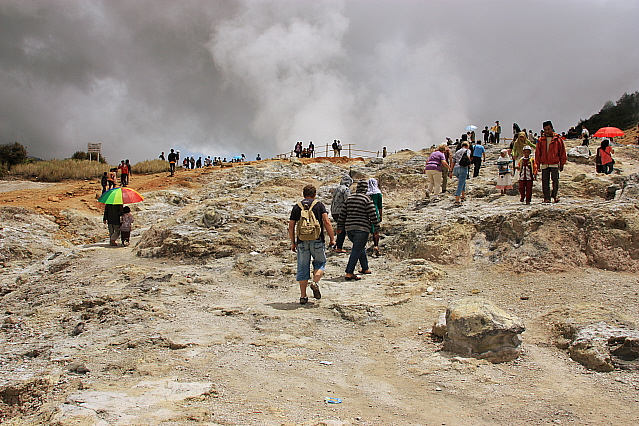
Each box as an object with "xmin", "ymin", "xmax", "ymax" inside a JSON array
[
  {"xmin": 159, "ymin": 150, "xmax": 263, "ymax": 177},
  {"xmin": 293, "ymin": 140, "xmax": 343, "ymax": 158},
  {"xmin": 287, "ymin": 118, "xmax": 627, "ymax": 303},
  {"xmin": 434, "ymin": 119, "xmax": 619, "ymax": 206}
]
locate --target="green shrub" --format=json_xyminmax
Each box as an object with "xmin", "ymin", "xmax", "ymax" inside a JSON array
[
  {"xmin": 71, "ymin": 151, "xmax": 107, "ymax": 163},
  {"xmin": 0, "ymin": 142, "xmax": 28, "ymax": 169},
  {"xmin": 577, "ymin": 91, "xmax": 639, "ymax": 133}
]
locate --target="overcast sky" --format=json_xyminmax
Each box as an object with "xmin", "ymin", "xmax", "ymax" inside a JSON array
[{"xmin": 1, "ymin": 0, "xmax": 638, "ymax": 163}]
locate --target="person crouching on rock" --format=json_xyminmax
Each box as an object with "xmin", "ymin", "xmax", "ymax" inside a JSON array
[
  {"xmin": 336, "ymin": 181, "xmax": 380, "ymax": 281},
  {"xmin": 596, "ymin": 139, "xmax": 614, "ymax": 175},
  {"xmin": 288, "ymin": 185, "xmax": 335, "ymax": 305}
]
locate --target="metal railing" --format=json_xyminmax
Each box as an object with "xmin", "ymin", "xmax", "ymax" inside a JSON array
[{"xmin": 275, "ymin": 143, "xmax": 387, "ymax": 159}]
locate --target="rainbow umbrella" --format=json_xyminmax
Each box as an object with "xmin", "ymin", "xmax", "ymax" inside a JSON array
[{"xmin": 98, "ymin": 187, "xmax": 144, "ymax": 204}]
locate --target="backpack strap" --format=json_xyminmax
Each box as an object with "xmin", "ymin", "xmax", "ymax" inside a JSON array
[{"xmin": 298, "ymin": 199, "xmax": 319, "ymax": 211}]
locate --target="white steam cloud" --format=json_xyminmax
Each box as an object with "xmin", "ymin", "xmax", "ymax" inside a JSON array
[{"xmin": 1, "ymin": 0, "xmax": 638, "ymax": 162}]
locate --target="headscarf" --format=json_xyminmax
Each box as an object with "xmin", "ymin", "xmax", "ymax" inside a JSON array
[
  {"xmin": 513, "ymin": 122, "xmax": 521, "ymax": 135},
  {"xmin": 340, "ymin": 175, "xmax": 353, "ymax": 187},
  {"xmin": 512, "ymin": 131, "xmax": 531, "ymax": 159},
  {"xmin": 366, "ymin": 178, "xmax": 381, "ymax": 195}
]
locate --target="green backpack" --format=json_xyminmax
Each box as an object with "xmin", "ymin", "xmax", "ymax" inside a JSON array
[{"xmin": 296, "ymin": 200, "xmax": 322, "ymax": 241}]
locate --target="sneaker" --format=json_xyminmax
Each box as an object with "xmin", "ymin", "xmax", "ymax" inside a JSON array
[{"xmin": 299, "ymin": 297, "xmax": 308, "ymax": 305}]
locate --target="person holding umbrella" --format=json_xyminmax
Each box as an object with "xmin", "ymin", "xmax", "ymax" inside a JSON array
[
  {"xmin": 535, "ymin": 120, "xmax": 566, "ymax": 204},
  {"xmin": 99, "ymin": 187, "xmax": 145, "ymax": 246},
  {"xmin": 103, "ymin": 202, "xmax": 123, "ymax": 246}
]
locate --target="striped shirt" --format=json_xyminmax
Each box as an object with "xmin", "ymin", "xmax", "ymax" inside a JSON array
[{"xmin": 337, "ymin": 193, "xmax": 380, "ymax": 233}]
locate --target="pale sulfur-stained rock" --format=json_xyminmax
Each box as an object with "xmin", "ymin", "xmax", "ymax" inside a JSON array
[
  {"xmin": 617, "ymin": 172, "xmax": 639, "ymax": 200},
  {"xmin": 568, "ymin": 322, "xmax": 639, "ymax": 372},
  {"xmin": 57, "ymin": 379, "xmax": 216, "ymax": 425},
  {"xmin": 431, "ymin": 312, "xmax": 447, "ymax": 338},
  {"xmin": 567, "ymin": 145, "xmax": 591, "ymax": 163},
  {"xmin": 443, "ymin": 298, "xmax": 525, "ymax": 363}
]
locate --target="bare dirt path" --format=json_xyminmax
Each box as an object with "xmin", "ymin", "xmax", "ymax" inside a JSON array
[{"xmin": 3, "ymin": 235, "xmax": 638, "ymax": 425}]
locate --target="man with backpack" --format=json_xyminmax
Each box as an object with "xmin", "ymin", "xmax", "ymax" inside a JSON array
[{"xmin": 288, "ymin": 185, "xmax": 336, "ymax": 304}]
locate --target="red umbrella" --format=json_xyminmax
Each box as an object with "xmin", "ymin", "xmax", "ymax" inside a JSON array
[{"xmin": 593, "ymin": 127, "xmax": 624, "ymax": 138}]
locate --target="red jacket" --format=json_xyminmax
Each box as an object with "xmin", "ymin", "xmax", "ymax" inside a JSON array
[{"xmin": 535, "ymin": 133, "xmax": 566, "ymax": 167}]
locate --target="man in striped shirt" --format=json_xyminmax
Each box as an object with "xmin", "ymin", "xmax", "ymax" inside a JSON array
[{"xmin": 336, "ymin": 180, "xmax": 380, "ymax": 280}]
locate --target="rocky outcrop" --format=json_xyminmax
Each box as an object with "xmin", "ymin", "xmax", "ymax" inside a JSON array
[
  {"xmin": 0, "ymin": 376, "xmax": 54, "ymax": 422},
  {"xmin": 54, "ymin": 378, "xmax": 217, "ymax": 425},
  {"xmin": 0, "ymin": 207, "xmax": 63, "ymax": 269},
  {"xmin": 567, "ymin": 145, "xmax": 592, "ymax": 164},
  {"xmin": 568, "ymin": 323, "xmax": 639, "ymax": 371},
  {"xmin": 442, "ymin": 298, "xmax": 525, "ymax": 363},
  {"xmin": 385, "ymin": 201, "xmax": 639, "ymax": 272},
  {"xmin": 617, "ymin": 172, "xmax": 639, "ymax": 200},
  {"xmin": 137, "ymin": 224, "xmax": 254, "ymax": 259},
  {"xmin": 544, "ymin": 305, "xmax": 639, "ymax": 371}
]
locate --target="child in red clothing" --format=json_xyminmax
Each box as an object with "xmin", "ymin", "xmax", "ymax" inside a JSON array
[{"xmin": 516, "ymin": 146, "xmax": 537, "ymax": 204}]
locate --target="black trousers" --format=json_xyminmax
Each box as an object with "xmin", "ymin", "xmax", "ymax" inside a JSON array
[
  {"xmin": 472, "ymin": 156, "xmax": 482, "ymax": 177},
  {"xmin": 541, "ymin": 167, "xmax": 560, "ymax": 200}
]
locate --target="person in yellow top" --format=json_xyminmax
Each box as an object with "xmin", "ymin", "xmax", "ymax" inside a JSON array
[{"xmin": 511, "ymin": 131, "xmax": 536, "ymax": 177}]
